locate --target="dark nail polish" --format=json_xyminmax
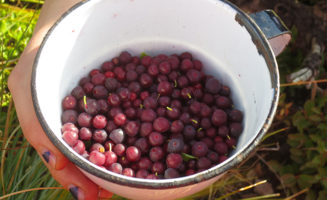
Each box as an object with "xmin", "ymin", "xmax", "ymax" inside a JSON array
[
  {"xmin": 69, "ymin": 186, "xmax": 79, "ymax": 200},
  {"xmin": 42, "ymin": 151, "xmax": 51, "ymax": 163}
]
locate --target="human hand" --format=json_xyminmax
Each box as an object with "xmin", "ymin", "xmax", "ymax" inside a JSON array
[{"xmin": 8, "ymin": 1, "xmax": 113, "ymax": 199}]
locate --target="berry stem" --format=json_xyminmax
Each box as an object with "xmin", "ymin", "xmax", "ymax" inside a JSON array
[
  {"xmin": 191, "ymin": 119, "xmax": 198, "ymax": 124},
  {"xmin": 166, "ymin": 106, "xmax": 173, "ymax": 111},
  {"xmin": 83, "ymin": 95, "xmax": 88, "ymax": 109}
]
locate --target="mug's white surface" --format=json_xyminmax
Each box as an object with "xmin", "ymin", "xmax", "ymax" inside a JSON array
[{"xmin": 34, "ymin": 0, "xmax": 276, "ymax": 199}]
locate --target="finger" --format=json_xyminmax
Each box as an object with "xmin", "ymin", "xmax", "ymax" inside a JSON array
[
  {"xmin": 38, "ymin": 153, "xmax": 111, "ymax": 200},
  {"xmin": 8, "ymin": 47, "xmax": 69, "ymax": 170},
  {"xmin": 98, "ymin": 188, "xmax": 114, "ymax": 199}
]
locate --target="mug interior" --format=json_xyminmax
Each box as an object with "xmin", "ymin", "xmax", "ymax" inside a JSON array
[{"xmin": 32, "ymin": 0, "xmax": 278, "ymax": 188}]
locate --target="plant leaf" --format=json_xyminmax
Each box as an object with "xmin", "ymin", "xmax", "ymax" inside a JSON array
[
  {"xmin": 140, "ymin": 52, "xmax": 148, "ymax": 58},
  {"xmin": 181, "ymin": 153, "xmax": 198, "ymax": 162}
]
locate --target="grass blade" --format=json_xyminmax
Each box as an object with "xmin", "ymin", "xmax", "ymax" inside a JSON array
[{"xmin": 0, "ymin": 187, "xmax": 64, "ymax": 200}]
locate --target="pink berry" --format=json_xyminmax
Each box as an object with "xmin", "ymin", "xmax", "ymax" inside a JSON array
[
  {"xmin": 62, "ymin": 131, "xmax": 78, "ymax": 146},
  {"xmin": 89, "ymin": 151, "xmax": 106, "ymax": 166}
]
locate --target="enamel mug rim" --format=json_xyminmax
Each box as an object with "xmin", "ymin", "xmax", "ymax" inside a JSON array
[{"xmin": 31, "ymin": 0, "xmax": 287, "ymax": 189}]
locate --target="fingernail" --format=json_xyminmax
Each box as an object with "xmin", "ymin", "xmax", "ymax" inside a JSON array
[
  {"xmin": 42, "ymin": 151, "xmax": 51, "ymax": 163},
  {"xmin": 41, "ymin": 150, "xmax": 56, "ymax": 168},
  {"xmin": 69, "ymin": 186, "xmax": 84, "ymax": 200}
]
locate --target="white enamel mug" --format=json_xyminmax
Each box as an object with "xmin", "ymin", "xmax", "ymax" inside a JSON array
[{"xmin": 31, "ymin": 0, "xmax": 291, "ymax": 199}]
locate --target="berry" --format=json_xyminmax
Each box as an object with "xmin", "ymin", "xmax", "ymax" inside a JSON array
[
  {"xmin": 186, "ymin": 69, "xmax": 202, "ymax": 84},
  {"xmin": 61, "ymin": 110, "xmax": 78, "ymax": 124},
  {"xmin": 196, "ymin": 157, "xmax": 211, "ymax": 169},
  {"xmin": 153, "ymin": 117, "xmax": 170, "ymax": 132},
  {"xmin": 170, "ymin": 120, "xmax": 184, "ymax": 133},
  {"xmin": 126, "ymin": 146, "xmax": 141, "ymax": 162},
  {"xmin": 152, "ymin": 162, "xmax": 165, "ymax": 174},
  {"xmin": 89, "ymin": 151, "xmax": 106, "ymax": 166},
  {"xmin": 167, "ymin": 138, "xmax": 184, "ymax": 153},
  {"xmin": 109, "ymin": 129, "xmax": 125, "ymax": 144},
  {"xmin": 61, "ymin": 122, "xmax": 78, "ymax": 133},
  {"xmin": 109, "ymin": 163, "xmax": 123, "ymax": 174},
  {"xmin": 166, "ymin": 153, "xmax": 183, "ymax": 169},
  {"xmin": 73, "ymin": 140, "xmax": 85, "ymax": 154},
  {"xmin": 122, "ymin": 168, "xmax": 135, "ymax": 177},
  {"xmin": 104, "ymin": 151, "xmax": 118, "ymax": 167},
  {"xmin": 157, "ymin": 81, "xmax": 173, "ymax": 95},
  {"xmin": 113, "ymin": 143, "xmax": 126, "ymax": 156},
  {"xmin": 114, "ymin": 113, "xmax": 127, "ymax": 126},
  {"xmin": 211, "ymin": 109, "xmax": 227, "ymax": 126},
  {"xmin": 62, "ymin": 95, "xmax": 77, "ymax": 110},
  {"xmin": 158, "ymin": 61, "xmax": 171, "ymax": 74},
  {"xmin": 164, "ymin": 168, "xmax": 179, "ymax": 179},
  {"xmin": 214, "ymin": 142, "xmax": 228, "ymax": 155},
  {"xmin": 124, "ymin": 121, "xmax": 139, "ymax": 137},
  {"xmin": 192, "ymin": 141, "xmax": 208, "ymax": 157},
  {"xmin": 148, "ymin": 132, "xmax": 164, "ymax": 146},
  {"xmin": 62, "ymin": 131, "xmax": 78, "ymax": 146},
  {"xmin": 141, "ymin": 109, "xmax": 157, "ymax": 122},
  {"xmin": 93, "ymin": 129, "xmax": 108, "ymax": 143},
  {"xmin": 92, "ymin": 115, "xmax": 107, "ymax": 129},
  {"xmin": 229, "ymin": 122, "xmax": 243, "ymax": 138},
  {"xmin": 229, "ymin": 109, "xmax": 243, "ymax": 122},
  {"xmin": 107, "ymin": 93, "xmax": 121, "ymax": 106},
  {"xmin": 149, "ymin": 147, "xmax": 164, "ymax": 162},
  {"xmin": 183, "ymin": 125, "xmax": 196, "ymax": 140},
  {"xmin": 205, "ymin": 78, "xmax": 221, "ymax": 94},
  {"xmin": 135, "ymin": 138, "xmax": 150, "ymax": 154},
  {"xmin": 91, "ymin": 73, "xmax": 106, "ymax": 85},
  {"xmin": 140, "ymin": 122, "xmax": 153, "ymax": 137}
]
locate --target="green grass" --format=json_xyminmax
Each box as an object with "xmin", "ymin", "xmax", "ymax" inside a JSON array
[{"xmin": 0, "ymin": 3, "xmax": 71, "ymax": 199}]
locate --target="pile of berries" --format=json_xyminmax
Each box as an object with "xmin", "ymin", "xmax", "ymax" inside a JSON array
[{"xmin": 60, "ymin": 51, "xmax": 243, "ymax": 179}]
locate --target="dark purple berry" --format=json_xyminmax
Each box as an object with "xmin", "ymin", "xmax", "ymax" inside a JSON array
[
  {"xmin": 183, "ymin": 125, "xmax": 196, "ymax": 140},
  {"xmin": 192, "ymin": 141, "xmax": 208, "ymax": 157},
  {"xmin": 167, "ymin": 138, "xmax": 184, "ymax": 153},
  {"xmin": 214, "ymin": 142, "xmax": 228, "ymax": 155},
  {"xmin": 62, "ymin": 110, "xmax": 78, "ymax": 124},
  {"xmin": 62, "ymin": 95, "xmax": 77, "ymax": 110},
  {"xmin": 124, "ymin": 121, "xmax": 139, "ymax": 137},
  {"xmin": 164, "ymin": 168, "xmax": 179, "ymax": 179},
  {"xmin": 230, "ymin": 122, "xmax": 243, "ymax": 138},
  {"xmin": 205, "ymin": 78, "xmax": 221, "ymax": 94},
  {"xmin": 211, "ymin": 109, "xmax": 227, "ymax": 126},
  {"xmin": 196, "ymin": 157, "xmax": 211, "ymax": 169},
  {"xmin": 141, "ymin": 109, "xmax": 157, "ymax": 122}
]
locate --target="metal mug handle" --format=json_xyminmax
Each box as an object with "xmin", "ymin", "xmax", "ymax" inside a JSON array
[{"xmin": 250, "ymin": 10, "xmax": 291, "ymax": 56}]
